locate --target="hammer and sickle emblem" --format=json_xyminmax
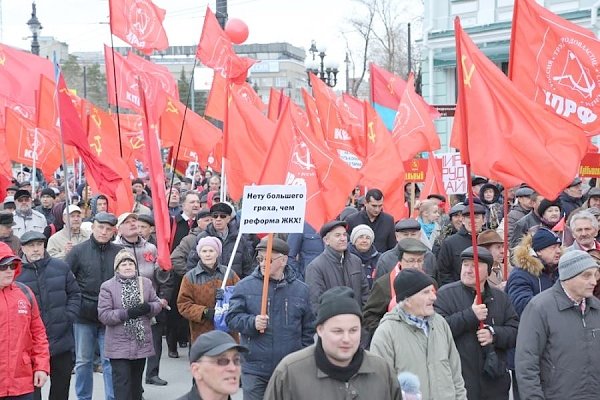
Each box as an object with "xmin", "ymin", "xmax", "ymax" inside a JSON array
[
  {"xmin": 166, "ymin": 99, "xmax": 178, "ymax": 113},
  {"xmin": 90, "ymin": 135, "xmax": 102, "ymax": 156},
  {"xmin": 91, "ymin": 109, "xmax": 102, "ymax": 128},
  {"xmin": 367, "ymin": 121, "xmax": 376, "ymax": 143},
  {"xmin": 130, "ymin": 136, "xmax": 144, "ymax": 149},
  {"xmin": 411, "ymin": 160, "xmax": 419, "ymax": 171},
  {"xmin": 461, "ymin": 55, "xmax": 475, "ymax": 88}
]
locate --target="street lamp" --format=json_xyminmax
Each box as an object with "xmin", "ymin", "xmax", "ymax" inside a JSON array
[
  {"xmin": 305, "ymin": 40, "xmax": 339, "ymax": 87},
  {"xmin": 27, "ymin": 2, "xmax": 42, "ymax": 56}
]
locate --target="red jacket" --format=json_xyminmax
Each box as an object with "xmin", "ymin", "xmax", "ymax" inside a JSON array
[{"xmin": 0, "ymin": 246, "xmax": 50, "ymax": 396}]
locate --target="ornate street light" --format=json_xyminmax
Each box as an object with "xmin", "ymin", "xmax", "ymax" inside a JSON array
[
  {"xmin": 27, "ymin": 2, "xmax": 42, "ymax": 56},
  {"xmin": 305, "ymin": 40, "xmax": 339, "ymax": 87}
]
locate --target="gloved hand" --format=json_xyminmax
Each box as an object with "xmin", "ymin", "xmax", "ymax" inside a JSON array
[
  {"xmin": 127, "ymin": 302, "xmax": 151, "ymax": 319},
  {"xmin": 203, "ymin": 308, "xmax": 215, "ymax": 321}
]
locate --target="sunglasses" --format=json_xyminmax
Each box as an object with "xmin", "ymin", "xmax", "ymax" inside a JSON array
[
  {"xmin": 199, "ymin": 356, "xmax": 241, "ymax": 366},
  {"xmin": 212, "ymin": 213, "xmax": 229, "ymax": 219},
  {"xmin": 0, "ymin": 262, "xmax": 18, "ymax": 271}
]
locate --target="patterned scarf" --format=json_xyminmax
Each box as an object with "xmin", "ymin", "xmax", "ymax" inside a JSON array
[{"xmin": 118, "ymin": 274, "xmax": 145, "ymax": 345}]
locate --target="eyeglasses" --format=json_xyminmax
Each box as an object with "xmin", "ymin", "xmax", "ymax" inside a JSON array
[
  {"xmin": 0, "ymin": 262, "xmax": 18, "ymax": 271},
  {"xmin": 16, "ymin": 197, "xmax": 30, "ymax": 203},
  {"xmin": 401, "ymin": 257, "xmax": 425, "ymax": 265},
  {"xmin": 199, "ymin": 356, "xmax": 242, "ymax": 366},
  {"xmin": 212, "ymin": 213, "xmax": 229, "ymax": 219},
  {"xmin": 256, "ymin": 254, "xmax": 285, "ymax": 263}
]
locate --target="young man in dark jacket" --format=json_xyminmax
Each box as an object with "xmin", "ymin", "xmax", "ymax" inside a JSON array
[
  {"xmin": 227, "ymin": 237, "xmax": 315, "ymax": 400},
  {"xmin": 435, "ymin": 247, "xmax": 519, "ymax": 400},
  {"xmin": 17, "ymin": 231, "xmax": 81, "ymax": 400}
]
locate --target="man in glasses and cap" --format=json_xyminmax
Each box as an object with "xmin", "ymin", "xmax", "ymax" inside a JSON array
[
  {"xmin": 0, "ymin": 242, "xmax": 50, "ymax": 399},
  {"xmin": 176, "ymin": 330, "xmax": 248, "ymax": 400}
]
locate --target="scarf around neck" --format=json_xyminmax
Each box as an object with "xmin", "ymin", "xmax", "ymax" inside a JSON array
[
  {"xmin": 314, "ymin": 337, "xmax": 364, "ymax": 382},
  {"xmin": 418, "ymin": 217, "xmax": 435, "ymax": 239},
  {"xmin": 118, "ymin": 273, "xmax": 145, "ymax": 345}
]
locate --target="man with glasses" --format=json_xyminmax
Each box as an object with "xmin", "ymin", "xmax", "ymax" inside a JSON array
[
  {"xmin": 0, "ymin": 241, "xmax": 50, "ymax": 399},
  {"xmin": 177, "ymin": 330, "xmax": 247, "ymax": 400},
  {"xmin": 227, "ymin": 237, "xmax": 315, "ymax": 400},
  {"xmin": 363, "ymin": 238, "xmax": 430, "ymax": 341},
  {"xmin": 12, "ymin": 190, "xmax": 47, "ymax": 238}
]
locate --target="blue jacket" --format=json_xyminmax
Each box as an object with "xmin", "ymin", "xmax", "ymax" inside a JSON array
[
  {"xmin": 286, "ymin": 223, "xmax": 324, "ymax": 281},
  {"xmin": 226, "ymin": 265, "xmax": 315, "ymax": 378},
  {"xmin": 17, "ymin": 253, "xmax": 81, "ymax": 356}
]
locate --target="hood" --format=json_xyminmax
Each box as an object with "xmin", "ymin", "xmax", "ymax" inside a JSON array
[
  {"xmin": 511, "ymin": 234, "xmax": 546, "ymax": 277},
  {"xmin": 0, "ymin": 241, "xmax": 22, "ymax": 280},
  {"xmin": 479, "ymin": 183, "xmax": 501, "ymax": 205}
]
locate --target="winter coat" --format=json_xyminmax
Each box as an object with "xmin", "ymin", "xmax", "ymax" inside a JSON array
[
  {"xmin": 559, "ymin": 191, "xmax": 584, "ymax": 219},
  {"xmin": 66, "ymin": 235, "xmax": 123, "ymax": 324},
  {"xmin": 97, "ymin": 275, "xmax": 162, "ymax": 360},
  {"xmin": 264, "ymin": 345, "xmax": 402, "ymax": 400},
  {"xmin": 510, "ymin": 211, "xmax": 542, "ymax": 249},
  {"xmin": 226, "ymin": 265, "xmax": 315, "ymax": 378},
  {"xmin": 507, "ymin": 204, "xmax": 530, "ymax": 241},
  {"xmin": 305, "ymin": 246, "xmax": 369, "ymax": 314},
  {"xmin": 363, "ymin": 270, "xmax": 395, "ymax": 338},
  {"xmin": 345, "ymin": 209, "xmax": 397, "ymax": 253},
  {"xmin": 480, "ymin": 183, "xmax": 504, "ymax": 230},
  {"xmin": 12, "ymin": 210, "xmax": 47, "ymax": 238},
  {"xmin": 171, "ymin": 227, "xmax": 202, "ymax": 278},
  {"xmin": 0, "ymin": 234, "xmax": 21, "ymax": 255},
  {"xmin": 177, "ymin": 262, "xmax": 239, "ymax": 343},
  {"xmin": 516, "ymin": 282, "xmax": 600, "ymax": 400},
  {"xmin": 16, "ymin": 254, "xmax": 80, "ymax": 356},
  {"xmin": 370, "ymin": 305, "xmax": 467, "ymax": 400},
  {"xmin": 46, "ymin": 228, "xmax": 90, "ymax": 260},
  {"xmin": 186, "ymin": 222, "xmax": 254, "ymax": 279},
  {"xmin": 375, "ymin": 244, "xmax": 437, "ymax": 281},
  {"xmin": 437, "ymin": 227, "xmax": 474, "ymax": 286},
  {"xmin": 286, "ymin": 223, "xmax": 324, "ymax": 281},
  {"xmin": 0, "ymin": 244, "xmax": 50, "ymax": 397},
  {"xmin": 348, "ymin": 243, "xmax": 380, "ymax": 290},
  {"xmin": 434, "ymin": 282, "xmax": 519, "ymax": 400},
  {"xmin": 34, "ymin": 205, "xmax": 54, "ymax": 225},
  {"xmin": 170, "ymin": 213, "xmax": 197, "ymax": 251}
]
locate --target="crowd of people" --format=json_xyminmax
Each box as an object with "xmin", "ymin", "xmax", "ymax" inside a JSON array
[{"xmin": 1, "ymin": 170, "xmax": 600, "ymax": 400}]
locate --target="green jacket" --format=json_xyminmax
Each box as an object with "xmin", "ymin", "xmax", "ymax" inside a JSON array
[
  {"xmin": 371, "ymin": 306, "xmax": 467, "ymax": 400},
  {"xmin": 264, "ymin": 345, "xmax": 402, "ymax": 400}
]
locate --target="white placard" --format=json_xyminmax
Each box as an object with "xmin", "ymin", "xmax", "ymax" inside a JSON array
[
  {"xmin": 239, "ymin": 185, "xmax": 306, "ymax": 234},
  {"xmin": 440, "ymin": 152, "xmax": 468, "ymax": 195}
]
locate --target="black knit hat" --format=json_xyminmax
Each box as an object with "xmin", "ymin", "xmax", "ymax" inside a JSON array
[
  {"xmin": 394, "ymin": 269, "xmax": 436, "ymax": 302},
  {"xmin": 40, "ymin": 188, "xmax": 56, "ymax": 199},
  {"xmin": 315, "ymin": 286, "xmax": 362, "ymax": 326},
  {"xmin": 537, "ymin": 199, "xmax": 561, "ymax": 217}
]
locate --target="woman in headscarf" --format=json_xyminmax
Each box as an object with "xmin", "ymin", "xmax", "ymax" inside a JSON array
[
  {"xmin": 178, "ymin": 236, "xmax": 239, "ymax": 343},
  {"xmin": 98, "ymin": 249, "xmax": 161, "ymax": 400}
]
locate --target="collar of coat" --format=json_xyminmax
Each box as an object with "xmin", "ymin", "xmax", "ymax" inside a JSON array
[{"xmin": 552, "ymin": 281, "xmax": 600, "ymax": 312}]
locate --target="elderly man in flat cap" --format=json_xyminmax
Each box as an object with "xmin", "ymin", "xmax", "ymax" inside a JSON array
[{"xmin": 227, "ymin": 236, "xmax": 315, "ymax": 400}]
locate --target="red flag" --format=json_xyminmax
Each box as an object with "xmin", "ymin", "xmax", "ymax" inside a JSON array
[
  {"xmin": 392, "ymin": 73, "xmax": 441, "ymax": 162},
  {"xmin": 420, "ymin": 153, "xmax": 449, "ymax": 212},
  {"xmin": 104, "ymin": 46, "xmax": 141, "ymax": 111},
  {"xmin": 204, "ymin": 72, "xmax": 265, "ymax": 121},
  {"xmin": 3, "ymin": 108, "xmax": 62, "ymax": 177},
  {"xmin": 259, "ymin": 100, "xmax": 360, "ymax": 229},
  {"xmin": 225, "ymin": 90, "xmax": 277, "ymax": 201},
  {"xmin": 509, "ymin": 0, "xmax": 600, "ymax": 136},
  {"xmin": 300, "ymin": 89, "xmax": 326, "ymax": 143},
  {"xmin": 139, "ymin": 85, "xmax": 172, "ymax": 270},
  {"xmin": 114, "ymin": 113, "xmax": 146, "ymax": 162},
  {"xmin": 56, "ymin": 75, "xmax": 123, "ymax": 199},
  {"xmin": 108, "ymin": 0, "xmax": 168, "ymax": 55},
  {"xmin": 341, "ymin": 93, "xmax": 366, "ymax": 132},
  {"xmin": 196, "ymin": 7, "xmax": 256, "ymax": 83},
  {"xmin": 452, "ymin": 18, "xmax": 589, "ymax": 200},
  {"xmin": 160, "ymin": 97, "xmax": 222, "ymax": 166},
  {"xmin": 125, "ymin": 51, "xmax": 179, "ymax": 100},
  {"xmin": 267, "ymin": 88, "xmax": 286, "ymax": 122},
  {"xmin": 310, "ymin": 74, "xmax": 366, "ymax": 167}
]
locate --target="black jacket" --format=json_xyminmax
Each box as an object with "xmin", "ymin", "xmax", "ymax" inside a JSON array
[
  {"xmin": 66, "ymin": 235, "xmax": 123, "ymax": 324},
  {"xmin": 437, "ymin": 227, "xmax": 474, "ymax": 286},
  {"xmin": 434, "ymin": 281, "xmax": 519, "ymax": 400},
  {"xmin": 375, "ymin": 244, "xmax": 437, "ymax": 282},
  {"xmin": 345, "ymin": 210, "xmax": 396, "ymax": 253},
  {"xmin": 559, "ymin": 191, "xmax": 584, "ymax": 219},
  {"xmin": 171, "ymin": 213, "xmax": 198, "ymax": 251},
  {"xmin": 17, "ymin": 253, "xmax": 81, "ymax": 355},
  {"xmin": 509, "ymin": 211, "xmax": 542, "ymax": 249}
]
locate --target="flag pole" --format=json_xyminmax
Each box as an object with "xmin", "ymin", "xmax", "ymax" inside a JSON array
[
  {"xmin": 31, "ymin": 128, "xmax": 38, "ymax": 199},
  {"xmin": 259, "ymin": 233, "xmax": 274, "ymax": 334},
  {"xmin": 108, "ymin": 36, "xmax": 124, "ymax": 158},
  {"xmin": 502, "ymin": 187, "xmax": 510, "ymax": 281},
  {"xmin": 220, "ymin": 80, "xmax": 230, "ymax": 201}
]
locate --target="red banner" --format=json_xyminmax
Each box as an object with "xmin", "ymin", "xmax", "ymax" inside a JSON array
[{"xmin": 579, "ymin": 153, "xmax": 600, "ymax": 177}]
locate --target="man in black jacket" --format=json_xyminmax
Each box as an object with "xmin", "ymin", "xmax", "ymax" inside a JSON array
[
  {"xmin": 18, "ymin": 230, "xmax": 81, "ymax": 400},
  {"xmin": 435, "ymin": 247, "xmax": 519, "ymax": 400},
  {"xmin": 345, "ymin": 188, "xmax": 396, "ymax": 253},
  {"xmin": 66, "ymin": 212, "xmax": 122, "ymax": 400}
]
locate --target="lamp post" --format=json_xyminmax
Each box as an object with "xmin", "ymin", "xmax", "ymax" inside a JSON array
[
  {"xmin": 27, "ymin": 2, "xmax": 42, "ymax": 56},
  {"xmin": 305, "ymin": 40, "xmax": 339, "ymax": 87}
]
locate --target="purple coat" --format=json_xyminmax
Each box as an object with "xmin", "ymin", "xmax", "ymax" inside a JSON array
[{"xmin": 98, "ymin": 276, "xmax": 162, "ymax": 360}]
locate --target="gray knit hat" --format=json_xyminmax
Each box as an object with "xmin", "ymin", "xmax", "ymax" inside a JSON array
[{"xmin": 558, "ymin": 250, "xmax": 598, "ymax": 281}]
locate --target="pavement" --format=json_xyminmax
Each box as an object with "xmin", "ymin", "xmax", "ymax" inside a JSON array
[{"xmin": 41, "ymin": 339, "xmax": 243, "ymax": 400}]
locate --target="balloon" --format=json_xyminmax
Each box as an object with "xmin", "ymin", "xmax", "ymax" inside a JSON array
[{"xmin": 225, "ymin": 18, "xmax": 249, "ymax": 44}]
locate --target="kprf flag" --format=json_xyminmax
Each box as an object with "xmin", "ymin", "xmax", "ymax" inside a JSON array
[
  {"xmin": 204, "ymin": 72, "xmax": 265, "ymax": 121},
  {"xmin": 452, "ymin": 18, "xmax": 588, "ymax": 200},
  {"xmin": 509, "ymin": 0, "xmax": 600, "ymax": 136},
  {"xmin": 109, "ymin": 0, "xmax": 169, "ymax": 55}
]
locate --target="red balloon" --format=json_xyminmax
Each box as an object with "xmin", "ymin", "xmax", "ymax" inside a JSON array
[{"xmin": 225, "ymin": 18, "xmax": 249, "ymax": 44}]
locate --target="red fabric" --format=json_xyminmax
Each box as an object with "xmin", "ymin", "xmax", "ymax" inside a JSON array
[
  {"xmin": 0, "ymin": 243, "xmax": 50, "ymax": 397},
  {"xmin": 104, "ymin": 45, "xmax": 141, "ymax": 112},
  {"xmin": 57, "ymin": 75, "xmax": 123, "ymax": 199},
  {"xmin": 267, "ymin": 88, "xmax": 286, "ymax": 122},
  {"xmin": 509, "ymin": 0, "xmax": 600, "ymax": 137},
  {"xmin": 205, "ymin": 72, "xmax": 265, "ymax": 121},
  {"xmin": 225, "ymin": 90, "xmax": 277, "ymax": 201},
  {"xmin": 300, "ymin": 89, "xmax": 326, "ymax": 143},
  {"xmin": 113, "ymin": 113, "xmax": 146, "ymax": 163},
  {"xmin": 196, "ymin": 7, "xmax": 255, "ymax": 83},
  {"xmin": 139, "ymin": 87, "xmax": 172, "ymax": 271},
  {"xmin": 259, "ymin": 100, "xmax": 360, "ymax": 230},
  {"xmin": 125, "ymin": 51, "xmax": 179, "ymax": 101},
  {"xmin": 108, "ymin": 0, "xmax": 168, "ymax": 55},
  {"xmin": 360, "ymin": 101, "xmax": 408, "ymax": 221},
  {"xmin": 452, "ymin": 18, "xmax": 589, "ymax": 200},
  {"xmin": 392, "ymin": 73, "xmax": 441, "ymax": 162},
  {"xmin": 341, "ymin": 93, "xmax": 366, "ymax": 133},
  {"xmin": 420, "ymin": 154, "xmax": 449, "ymax": 213}
]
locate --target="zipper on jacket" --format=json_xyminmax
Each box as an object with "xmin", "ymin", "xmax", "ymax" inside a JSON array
[
  {"xmin": 285, "ymin": 298, "xmax": 288, "ymax": 325},
  {"xmin": 267, "ymin": 298, "xmax": 271, "ymax": 318},
  {"xmin": 33, "ymin": 264, "xmax": 43, "ymax": 312}
]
